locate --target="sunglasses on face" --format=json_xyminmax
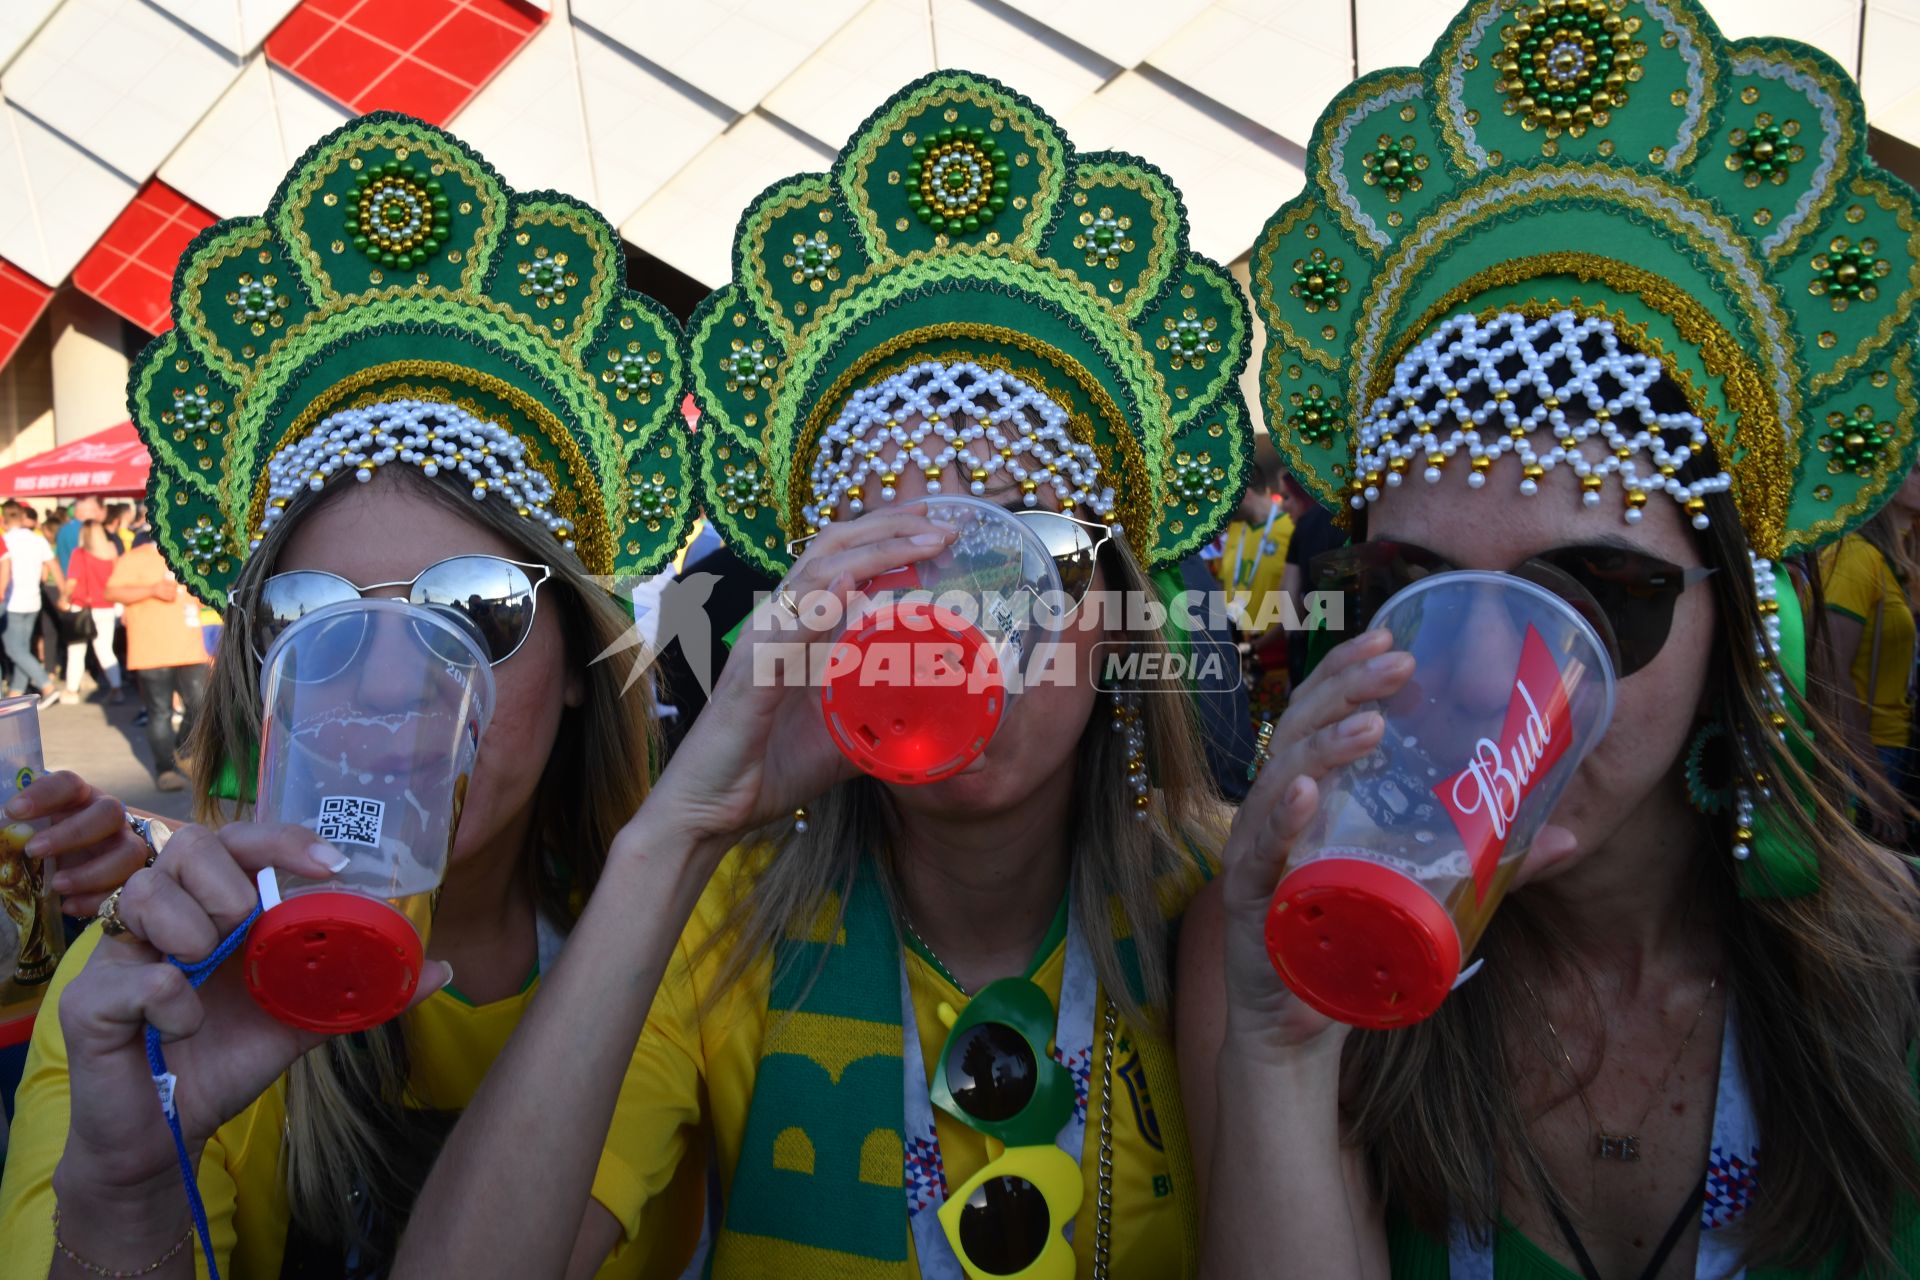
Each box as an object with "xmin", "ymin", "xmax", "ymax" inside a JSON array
[
  {"xmin": 928, "ymin": 977, "xmax": 1084, "ymax": 1279},
  {"xmin": 1309, "ymin": 540, "xmax": 1715, "ymax": 678},
  {"xmin": 788, "ymin": 509, "xmax": 1114, "ymax": 615},
  {"xmin": 249, "ymin": 555, "xmax": 552, "ymax": 669}
]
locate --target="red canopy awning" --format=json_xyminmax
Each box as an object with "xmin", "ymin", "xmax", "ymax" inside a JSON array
[{"xmin": 0, "ymin": 422, "xmax": 149, "ymax": 500}]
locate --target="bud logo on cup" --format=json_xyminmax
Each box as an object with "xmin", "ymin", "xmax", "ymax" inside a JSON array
[{"xmin": 1433, "ymin": 625, "xmax": 1574, "ymax": 902}]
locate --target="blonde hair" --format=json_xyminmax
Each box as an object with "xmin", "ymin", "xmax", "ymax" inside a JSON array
[
  {"xmin": 1340, "ymin": 462, "xmax": 1920, "ymax": 1274},
  {"xmin": 706, "ymin": 530, "xmax": 1228, "ymax": 1030},
  {"xmin": 187, "ymin": 465, "xmax": 657, "ymax": 1245}
]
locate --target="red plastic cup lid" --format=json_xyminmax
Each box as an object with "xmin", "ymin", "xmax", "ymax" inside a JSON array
[
  {"xmin": 1264, "ymin": 856, "xmax": 1462, "ymax": 1030},
  {"xmin": 820, "ymin": 598, "xmax": 1005, "ymax": 785},
  {"xmin": 245, "ymin": 891, "xmax": 424, "ymax": 1034}
]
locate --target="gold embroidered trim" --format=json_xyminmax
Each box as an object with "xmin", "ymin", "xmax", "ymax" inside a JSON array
[
  {"xmin": 245, "ymin": 361, "xmax": 610, "ymax": 573},
  {"xmin": 511, "ymin": 203, "xmax": 619, "ymax": 358},
  {"xmin": 741, "ymin": 176, "xmax": 837, "ymax": 350},
  {"xmin": 785, "ymin": 324, "xmax": 1154, "ymax": 543},
  {"xmin": 1792, "ymin": 352, "xmax": 1920, "ymax": 548},
  {"xmin": 177, "ymin": 224, "xmax": 277, "ymax": 384},
  {"xmin": 1313, "ymin": 71, "xmax": 1424, "ymax": 254}
]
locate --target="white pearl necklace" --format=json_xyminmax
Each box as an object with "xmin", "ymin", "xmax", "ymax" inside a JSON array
[
  {"xmin": 257, "ymin": 399, "xmax": 566, "ymax": 548},
  {"xmin": 1352, "ymin": 311, "xmax": 1732, "ymax": 530},
  {"xmin": 803, "ymin": 360, "xmax": 1115, "ymax": 532}
]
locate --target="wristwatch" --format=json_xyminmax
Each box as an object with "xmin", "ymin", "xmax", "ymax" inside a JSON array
[{"xmin": 126, "ymin": 813, "xmax": 173, "ymax": 867}]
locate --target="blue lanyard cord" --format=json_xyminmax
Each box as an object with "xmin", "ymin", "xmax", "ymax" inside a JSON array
[{"xmin": 143, "ymin": 901, "xmax": 261, "ymax": 1280}]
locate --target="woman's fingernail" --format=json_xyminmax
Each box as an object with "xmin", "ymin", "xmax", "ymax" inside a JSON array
[
  {"xmin": 24, "ymin": 836, "xmax": 48, "ymax": 858},
  {"xmin": 1365, "ymin": 651, "xmax": 1406, "ymax": 674},
  {"xmin": 50, "ymin": 873, "xmax": 70, "ymax": 893},
  {"xmin": 437, "ymin": 964, "xmax": 456, "ymax": 992},
  {"xmin": 310, "ymin": 843, "xmax": 351, "ymax": 873},
  {"xmin": 1284, "ymin": 777, "xmax": 1310, "ymax": 806},
  {"xmin": 6, "ymin": 796, "xmax": 28, "ymax": 818},
  {"xmin": 911, "ymin": 532, "xmax": 946, "ymax": 545},
  {"xmin": 1338, "ymin": 711, "xmax": 1379, "ymax": 739}
]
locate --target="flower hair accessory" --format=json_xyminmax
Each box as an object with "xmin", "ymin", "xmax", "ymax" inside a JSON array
[
  {"xmin": 1253, "ymin": 0, "xmax": 1920, "ymax": 559},
  {"xmin": 129, "ymin": 113, "xmax": 692, "ymax": 606},
  {"xmin": 687, "ymin": 70, "xmax": 1253, "ymax": 575}
]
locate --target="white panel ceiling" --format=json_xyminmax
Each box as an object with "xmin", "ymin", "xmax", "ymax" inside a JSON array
[
  {"xmin": 1355, "ymin": 0, "xmax": 1440, "ymax": 74},
  {"xmin": 450, "ymin": 10, "xmax": 598, "ymax": 206},
  {"xmin": 1064, "ymin": 69, "xmax": 1304, "ymax": 263},
  {"xmin": 1864, "ymin": 0, "xmax": 1920, "ymax": 143},
  {"xmin": 1149, "ymin": 0, "xmax": 1355, "ymax": 143},
  {"xmin": 157, "ymin": 57, "xmax": 348, "ymax": 218},
  {"xmin": 144, "ymin": 0, "xmax": 303, "ymax": 58},
  {"xmin": 932, "ymin": 0, "xmax": 1116, "ymax": 123},
  {"xmin": 1711, "ymin": 0, "xmax": 1863, "ymax": 75},
  {"xmin": 999, "ymin": 0, "xmax": 1212, "ymax": 70},
  {"xmin": 573, "ymin": 20, "xmax": 736, "ymax": 227},
  {"xmin": 0, "ymin": 0, "xmax": 61, "ymax": 76},
  {"xmin": 762, "ymin": 0, "xmax": 931, "ymax": 148},
  {"xmin": 0, "ymin": 98, "xmax": 138, "ymax": 283},
  {"xmin": 574, "ymin": 0, "xmax": 871, "ymax": 116},
  {"xmin": 624, "ymin": 110, "xmax": 835, "ymax": 286},
  {"xmin": 3, "ymin": 0, "xmax": 241, "ymax": 182}
]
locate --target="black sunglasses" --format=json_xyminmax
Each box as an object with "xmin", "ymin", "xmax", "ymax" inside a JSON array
[
  {"xmin": 1309, "ymin": 540, "xmax": 1715, "ymax": 678},
  {"xmin": 248, "ymin": 555, "xmax": 552, "ymax": 668}
]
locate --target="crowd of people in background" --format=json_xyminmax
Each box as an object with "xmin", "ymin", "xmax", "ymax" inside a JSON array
[{"xmin": 0, "ymin": 494, "xmax": 208, "ymax": 790}]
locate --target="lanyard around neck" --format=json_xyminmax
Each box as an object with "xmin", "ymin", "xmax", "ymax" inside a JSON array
[
  {"xmin": 1229, "ymin": 503, "xmax": 1280, "ymax": 591},
  {"xmin": 899, "ymin": 909, "xmax": 1097, "ymax": 1280}
]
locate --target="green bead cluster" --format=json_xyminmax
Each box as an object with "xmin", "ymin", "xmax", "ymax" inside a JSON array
[
  {"xmin": 1809, "ymin": 236, "xmax": 1888, "ymax": 311},
  {"xmin": 907, "ymin": 127, "xmax": 1009, "ymax": 232},
  {"xmin": 1819, "ymin": 407, "xmax": 1890, "ymax": 475},
  {"xmin": 1493, "ymin": 0, "xmax": 1636, "ymax": 137},
  {"xmin": 1728, "ymin": 117, "xmax": 1800, "ymax": 187},
  {"xmin": 627, "ymin": 475, "xmax": 672, "ymax": 526},
  {"xmin": 719, "ymin": 340, "xmax": 777, "ymax": 395},
  {"xmin": 1288, "ymin": 387, "xmax": 1343, "ymax": 446},
  {"xmin": 603, "ymin": 346, "xmax": 662, "ymax": 402},
  {"xmin": 351, "ymin": 163, "xmax": 451, "ymax": 270},
  {"xmin": 183, "ymin": 517, "xmax": 225, "ymax": 573},
  {"xmin": 786, "ymin": 230, "xmax": 841, "ymax": 289},
  {"xmin": 170, "ymin": 389, "xmax": 214, "ymax": 430},
  {"xmin": 518, "ymin": 253, "xmax": 570, "ymax": 307},
  {"xmin": 1074, "ymin": 207, "xmax": 1133, "ymax": 266},
  {"xmin": 1168, "ymin": 452, "xmax": 1216, "ymax": 510},
  {"xmin": 228, "ymin": 273, "xmax": 284, "ymax": 329},
  {"xmin": 720, "ymin": 462, "xmax": 769, "ymax": 514},
  {"xmin": 1361, "ymin": 134, "xmax": 1425, "ymax": 200},
  {"xmin": 1160, "ymin": 310, "xmax": 1215, "ymax": 369},
  {"xmin": 1291, "ymin": 249, "xmax": 1349, "ymax": 313}
]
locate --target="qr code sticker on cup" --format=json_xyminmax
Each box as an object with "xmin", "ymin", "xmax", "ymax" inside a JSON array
[{"xmin": 316, "ymin": 796, "xmax": 384, "ymax": 847}]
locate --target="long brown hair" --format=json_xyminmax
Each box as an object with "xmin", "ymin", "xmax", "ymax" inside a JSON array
[
  {"xmin": 705, "ymin": 530, "xmax": 1228, "ymax": 1032},
  {"xmin": 187, "ymin": 464, "xmax": 658, "ymax": 1244},
  {"xmin": 1338, "ymin": 435, "xmax": 1920, "ymax": 1272}
]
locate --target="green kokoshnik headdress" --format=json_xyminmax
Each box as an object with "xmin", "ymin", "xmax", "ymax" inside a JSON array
[
  {"xmin": 129, "ymin": 112, "xmax": 692, "ymax": 606},
  {"xmin": 687, "ymin": 69, "xmax": 1253, "ymax": 576},
  {"xmin": 1253, "ymin": 0, "xmax": 1920, "ymax": 559}
]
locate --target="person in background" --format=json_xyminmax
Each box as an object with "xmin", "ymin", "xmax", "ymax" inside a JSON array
[
  {"xmin": 1211, "ymin": 461, "xmax": 1292, "ymax": 720},
  {"xmin": 2, "ymin": 502, "xmax": 65, "ymax": 709},
  {"xmin": 53, "ymin": 497, "xmax": 102, "ymax": 574},
  {"xmin": 36, "ymin": 508, "xmax": 68, "ymax": 687},
  {"xmin": 1277, "ymin": 471, "xmax": 1344, "ymax": 688},
  {"xmin": 104, "ymin": 537, "xmax": 208, "ymax": 790},
  {"xmin": 61, "ymin": 519, "xmax": 123, "ymax": 704},
  {"xmin": 102, "ymin": 502, "xmax": 133, "ymax": 554},
  {"xmin": 1818, "ymin": 502, "xmax": 1919, "ymax": 844}
]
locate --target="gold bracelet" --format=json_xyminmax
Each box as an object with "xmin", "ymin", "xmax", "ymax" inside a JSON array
[{"xmin": 51, "ymin": 1205, "xmax": 192, "ymax": 1277}]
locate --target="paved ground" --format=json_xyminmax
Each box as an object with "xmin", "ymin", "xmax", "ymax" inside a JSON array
[{"xmin": 37, "ymin": 682, "xmax": 194, "ymax": 822}]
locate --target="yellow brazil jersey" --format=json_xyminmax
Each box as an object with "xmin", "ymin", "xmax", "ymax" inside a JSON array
[
  {"xmin": 0, "ymin": 927, "xmax": 704, "ymax": 1279},
  {"xmin": 1213, "ymin": 515, "xmax": 1293, "ymax": 633},
  {"xmin": 628, "ymin": 846, "xmax": 1200, "ymax": 1277},
  {"xmin": 1820, "ymin": 533, "xmax": 1917, "ymax": 748}
]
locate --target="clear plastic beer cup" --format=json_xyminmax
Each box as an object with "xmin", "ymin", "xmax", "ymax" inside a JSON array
[
  {"xmin": 820, "ymin": 495, "xmax": 1065, "ymax": 784},
  {"xmin": 1265, "ymin": 572, "xmax": 1616, "ymax": 1029},
  {"xmin": 245, "ymin": 599, "xmax": 493, "ymax": 1033},
  {"xmin": 0, "ymin": 696, "xmax": 59, "ymax": 991}
]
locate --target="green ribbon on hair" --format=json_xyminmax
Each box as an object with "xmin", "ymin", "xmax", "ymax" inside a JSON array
[
  {"xmin": 1738, "ymin": 564, "xmax": 1819, "ymax": 899},
  {"xmin": 209, "ymin": 740, "xmax": 259, "ymax": 804}
]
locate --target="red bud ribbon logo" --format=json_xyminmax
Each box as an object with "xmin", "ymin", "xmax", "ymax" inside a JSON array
[{"xmin": 1433, "ymin": 625, "xmax": 1574, "ymax": 901}]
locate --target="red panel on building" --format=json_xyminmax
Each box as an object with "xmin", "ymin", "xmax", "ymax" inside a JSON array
[
  {"xmin": 0, "ymin": 260, "xmax": 54, "ymax": 376},
  {"xmin": 71, "ymin": 181, "xmax": 218, "ymax": 335},
  {"xmin": 266, "ymin": 0, "xmax": 544, "ymax": 125}
]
